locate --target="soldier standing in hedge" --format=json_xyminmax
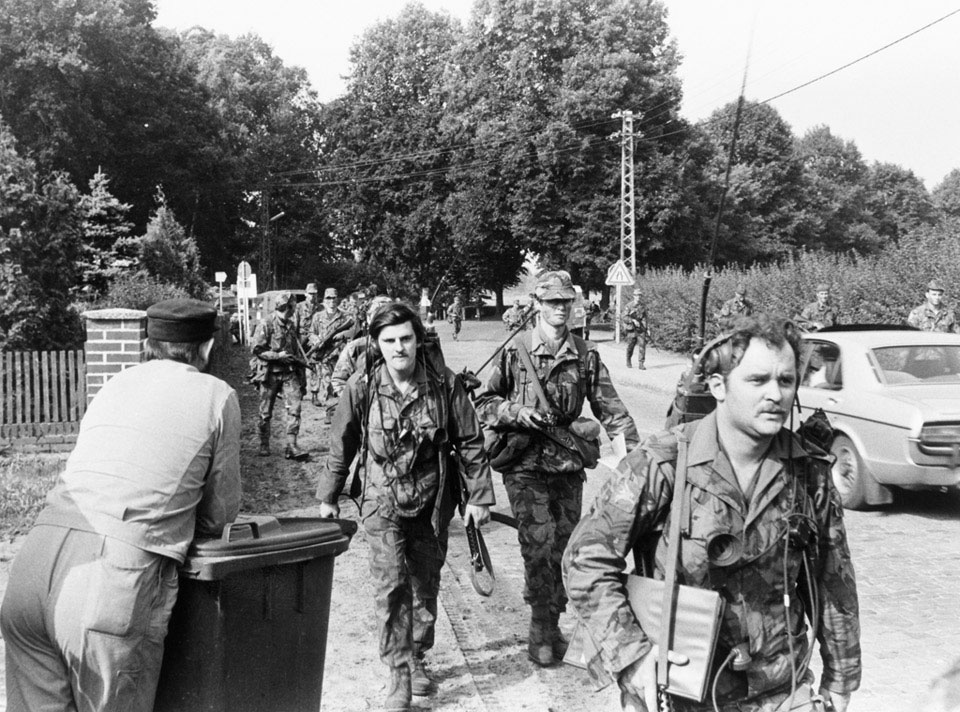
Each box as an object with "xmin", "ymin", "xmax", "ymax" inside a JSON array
[
  {"xmin": 716, "ymin": 282, "xmax": 753, "ymax": 333},
  {"xmin": 621, "ymin": 288, "xmax": 649, "ymax": 369},
  {"xmin": 797, "ymin": 283, "xmax": 838, "ymax": 331},
  {"xmin": 907, "ymin": 279, "xmax": 958, "ymax": 333}
]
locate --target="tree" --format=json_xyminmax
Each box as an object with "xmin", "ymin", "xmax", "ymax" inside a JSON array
[
  {"xmin": 77, "ymin": 169, "xmax": 135, "ymax": 297},
  {"xmin": 932, "ymin": 169, "xmax": 960, "ymax": 221},
  {"xmin": 132, "ymin": 188, "xmax": 206, "ymax": 298},
  {"xmin": 862, "ymin": 162, "xmax": 937, "ymax": 245},
  {"xmin": 795, "ymin": 125, "xmax": 877, "ymax": 253},
  {"xmin": 444, "ymin": 0, "xmax": 691, "ymax": 292},
  {"xmin": 0, "ymin": 119, "xmax": 84, "ymax": 350}
]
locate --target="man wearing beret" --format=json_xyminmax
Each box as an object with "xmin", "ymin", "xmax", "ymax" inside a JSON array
[
  {"xmin": 907, "ymin": 279, "xmax": 959, "ymax": 333},
  {"xmin": 797, "ymin": 283, "xmax": 839, "ymax": 332},
  {"xmin": 475, "ymin": 270, "xmax": 640, "ymax": 667},
  {"xmin": 1, "ymin": 299, "xmax": 241, "ymax": 712},
  {"xmin": 253, "ymin": 290, "xmax": 310, "ymax": 459}
]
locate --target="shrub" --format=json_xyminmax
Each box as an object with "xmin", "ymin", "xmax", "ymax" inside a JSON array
[{"xmin": 97, "ymin": 272, "xmax": 191, "ymax": 311}]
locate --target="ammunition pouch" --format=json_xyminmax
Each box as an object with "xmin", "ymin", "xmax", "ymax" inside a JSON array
[
  {"xmin": 567, "ymin": 417, "xmax": 601, "ymax": 469},
  {"xmin": 484, "ymin": 428, "xmax": 530, "ymax": 470}
]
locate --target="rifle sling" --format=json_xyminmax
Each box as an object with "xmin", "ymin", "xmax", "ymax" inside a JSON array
[
  {"xmin": 514, "ymin": 339, "xmax": 554, "ymax": 413},
  {"xmin": 657, "ymin": 432, "xmax": 689, "ymax": 693}
]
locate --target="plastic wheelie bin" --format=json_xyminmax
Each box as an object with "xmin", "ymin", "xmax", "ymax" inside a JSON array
[{"xmin": 153, "ymin": 515, "xmax": 356, "ymax": 712}]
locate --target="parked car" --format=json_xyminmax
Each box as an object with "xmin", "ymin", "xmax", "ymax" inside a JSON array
[{"xmin": 798, "ymin": 326, "xmax": 960, "ymax": 509}]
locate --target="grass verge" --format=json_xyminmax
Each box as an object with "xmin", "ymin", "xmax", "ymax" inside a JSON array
[{"xmin": 0, "ymin": 454, "xmax": 64, "ymax": 542}]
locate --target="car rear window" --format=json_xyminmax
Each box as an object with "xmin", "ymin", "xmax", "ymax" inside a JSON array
[{"xmin": 872, "ymin": 345, "xmax": 960, "ymax": 383}]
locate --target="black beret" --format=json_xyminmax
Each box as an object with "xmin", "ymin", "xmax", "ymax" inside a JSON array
[{"xmin": 146, "ymin": 299, "xmax": 219, "ymax": 342}]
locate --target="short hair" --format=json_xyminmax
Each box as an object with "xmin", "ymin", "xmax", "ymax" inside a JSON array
[
  {"xmin": 702, "ymin": 314, "xmax": 801, "ymax": 379},
  {"xmin": 143, "ymin": 338, "xmax": 208, "ymax": 366},
  {"xmin": 368, "ymin": 302, "xmax": 425, "ymax": 344}
]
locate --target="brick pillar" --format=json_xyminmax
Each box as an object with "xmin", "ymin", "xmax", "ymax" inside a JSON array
[{"xmin": 82, "ymin": 308, "xmax": 147, "ymax": 404}]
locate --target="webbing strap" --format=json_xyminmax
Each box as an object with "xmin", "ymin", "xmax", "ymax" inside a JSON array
[{"xmin": 657, "ymin": 431, "xmax": 689, "ymax": 692}]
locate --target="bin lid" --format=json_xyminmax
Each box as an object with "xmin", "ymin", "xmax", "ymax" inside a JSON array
[{"xmin": 182, "ymin": 516, "xmax": 357, "ymax": 580}]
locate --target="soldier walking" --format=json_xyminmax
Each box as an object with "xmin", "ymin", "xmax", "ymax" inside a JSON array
[
  {"xmin": 502, "ymin": 299, "xmax": 529, "ymax": 331},
  {"xmin": 298, "ymin": 283, "xmax": 320, "ymax": 396},
  {"xmin": 476, "ymin": 270, "xmax": 639, "ymax": 668},
  {"xmin": 251, "ymin": 291, "xmax": 309, "ymax": 460},
  {"xmin": 797, "ymin": 283, "xmax": 838, "ymax": 331},
  {"xmin": 446, "ymin": 295, "xmax": 464, "ymax": 340},
  {"xmin": 621, "ymin": 288, "xmax": 649, "ymax": 369},
  {"xmin": 563, "ymin": 314, "xmax": 861, "ymax": 712},
  {"xmin": 907, "ymin": 279, "xmax": 958, "ymax": 332},
  {"xmin": 317, "ymin": 303, "xmax": 493, "ymax": 712},
  {"xmin": 308, "ymin": 288, "xmax": 355, "ymax": 409}
]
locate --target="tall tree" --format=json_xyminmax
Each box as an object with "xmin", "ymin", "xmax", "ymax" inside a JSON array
[
  {"xmin": 0, "ymin": 119, "xmax": 83, "ymax": 350},
  {"xmin": 132, "ymin": 188, "xmax": 206, "ymax": 298},
  {"xmin": 445, "ymin": 0, "xmax": 691, "ymax": 292},
  {"xmin": 77, "ymin": 169, "xmax": 135, "ymax": 297},
  {"xmin": 932, "ymin": 169, "xmax": 960, "ymax": 221},
  {"xmin": 863, "ymin": 162, "xmax": 937, "ymax": 245}
]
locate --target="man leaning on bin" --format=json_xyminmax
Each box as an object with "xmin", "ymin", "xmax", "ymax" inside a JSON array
[
  {"xmin": 1, "ymin": 299, "xmax": 241, "ymax": 712},
  {"xmin": 562, "ymin": 313, "xmax": 860, "ymax": 712},
  {"xmin": 316, "ymin": 301, "xmax": 493, "ymax": 712}
]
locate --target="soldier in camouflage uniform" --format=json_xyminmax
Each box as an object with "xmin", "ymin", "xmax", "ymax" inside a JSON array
[
  {"xmin": 317, "ymin": 303, "xmax": 493, "ymax": 712},
  {"xmin": 297, "ymin": 283, "xmax": 320, "ymax": 401},
  {"xmin": 446, "ymin": 296, "xmax": 464, "ymax": 340},
  {"xmin": 716, "ymin": 283, "xmax": 754, "ymax": 333},
  {"xmin": 307, "ymin": 288, "xmax": 355, "ymax": 410},
  {"xmin": 622, "ymin": 288, "xmax": 649, "ymax": 369},
  {"xmin": 796, "ymin": 283, "xmax": 838, "ymax": 332},
  {"xmin": 907, "ymin": 279, "xmax": 958, "ymax": 333},
  {"xmin": 251, "ymin": 291, "xmax": 309, "ymax": 460},
  {"xmin": 563, "ymin": 314, "xmax": 860, "ymax": 712},
  {"xmin": 475, "ymin": 270, "xmax": 640, "ymax": 668},
  {"xmin": 329, "ymin": 295, "xmax": 393, "ymax": 398}
]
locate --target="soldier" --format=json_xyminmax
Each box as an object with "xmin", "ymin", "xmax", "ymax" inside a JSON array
[
  {"xmin": 716, "ymin": 282, "xmax": 754, "ymax": 333},
  {"xmin": 622, "ymin": 288, "xmax": 649, "ymax": 369},
  {"xmin": 329, "ymin": 294, "xmax": 393, "ymax": 398},
  {"xmin": 317, "ymin": 303, "xmax": 494, "ymax": 712},
  {"xmin": 475, "ymin": 270, "xmax": 640, "ymax": 668},
  {"xmin": 446, "ymin": 295, "xmax": 464, "ymax": 340},
  {"xmin": 251, "ymin": 291, "xmax": 309, "ymax": 460},
  {"xmin": 797, "ymin": 283, "xmax": 838, "ymax": 331},
  {"xmin": 308, "ymin": 288, "xmax": 355, "ymax": 409},
  {"xmin": 1, "ymin": 299, "xmax": 240, "ymax": 712},
  {"xmin": 298, "ymin": 283, "xmax": 320, "ymax": 398},
  {"xmin": 907, "ymin": 279, "xmax": 958, "ymax": 333},
  {"xmin": 502, "ymin": 299, "xmax": 529, "ymax": 331},
  {"xmin": 563, "ymin": 314, "xmax": 861, "ymax": 712},
  {"xmin": 583, "ymin": 299, "xmax": 601, "ymax": 340}
]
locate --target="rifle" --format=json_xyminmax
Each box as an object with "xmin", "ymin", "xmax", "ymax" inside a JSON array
[
  {"xmin": 291, "ymin": 333, "xmax": 317, "ymax": 373},
  {"xmin": 458, "ymin": 305, "xmax": 537, "ymax": 397},
  {"xmin": 305, "ymin": 316, "xmax": 355, "ymax": 362}
]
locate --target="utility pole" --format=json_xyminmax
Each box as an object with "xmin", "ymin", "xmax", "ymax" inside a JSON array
[
  {"xmin": 259, "ymin": 187, "xmax": 273, "ymax": 291},
  {"xmin": 611, "ymin": 109, "xmax": 637, "ymax": 342}
]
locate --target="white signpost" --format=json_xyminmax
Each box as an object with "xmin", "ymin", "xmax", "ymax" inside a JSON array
[
  {"xmin": 605, "ymin": 259, "xmax": 635, "ymax": 343},
  {"xmin": 215, "ymin": 271, "xmax": 227, "ymax": 314},
  {"xmin": 236, "ymin": 262, "xmax": 255, "ymax": 345}
]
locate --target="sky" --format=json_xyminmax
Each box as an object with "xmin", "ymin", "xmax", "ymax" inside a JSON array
[{"xmin": 153, "ymin": 0, "xmax": 960, "ymax": 188}]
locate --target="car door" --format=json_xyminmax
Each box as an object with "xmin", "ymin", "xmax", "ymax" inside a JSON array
[{"xmin": 798, "ymin": 338, "xmax": 844, "ymax": 417}]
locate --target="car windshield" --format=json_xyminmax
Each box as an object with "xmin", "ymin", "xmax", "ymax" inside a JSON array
[{"xmin": 872, "ymin": 345, "xmax": 960, "ymax": 384}]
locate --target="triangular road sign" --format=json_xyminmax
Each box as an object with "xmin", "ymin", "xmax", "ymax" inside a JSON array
[{"xmin": 605, "ymin": 260, "xmax": 634, "ymax": 286}]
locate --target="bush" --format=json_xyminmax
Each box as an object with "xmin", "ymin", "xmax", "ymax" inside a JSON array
[
  {"xmin": 640, "ymin": 223, "xmax": 960, "ymax": 354},
  {"xmin": 97, "ymin": 272, "xmax": 192, "ymax": 311}
]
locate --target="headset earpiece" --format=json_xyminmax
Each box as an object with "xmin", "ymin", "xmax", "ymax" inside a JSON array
[{"xmin": 697, "ymin": 332, "xmax": 736, "ymax": 380}]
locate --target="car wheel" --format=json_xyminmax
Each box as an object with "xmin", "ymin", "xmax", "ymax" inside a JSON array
[{"xmin": 830, "ymin": 435, "xmax": 868, "ymax": 510}]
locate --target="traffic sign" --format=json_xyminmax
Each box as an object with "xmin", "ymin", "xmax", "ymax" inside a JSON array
[{"xmin": 605, "ymin": 260, "xmax": 634, "ymax": 286}]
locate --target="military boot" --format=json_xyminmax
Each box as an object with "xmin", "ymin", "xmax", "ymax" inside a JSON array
[
  {"xmin": 258, "ymin": 423, "xmax": 270, "ymax": 457},
  {"xmin": 549, "ymin": 610, "xmax": 569, "ymax": 661},
  {"xmin": 311, "ymin": 392, "xmax": 321, "ymax": 406},
  {"xmin": 284, "ymin": 435, "xmax": 309, "ymax": 461},
  {"xmin": 527, "ymin": 606, "xmax": 554, "ymax": 667},
  {"xmin": 410, "ymin": 657, "xmax": 436, "ymax": 697},
  {"xmin": 383, "ymin": 665, "xmax": 411, "ymax": 712}
]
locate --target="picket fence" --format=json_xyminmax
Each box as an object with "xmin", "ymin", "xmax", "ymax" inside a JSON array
[{"xmin": 0, "ymin": 349, "xmax": 86, "ymax": 452}]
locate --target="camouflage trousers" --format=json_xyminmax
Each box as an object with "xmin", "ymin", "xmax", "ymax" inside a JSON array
[
  {"xmin": 308, "ymin": 360, "xmax": 335, "ymax": 397},
  {"xmin": 363, "ymin": 505, "xmax": 449, "ymax": 668},
  {"xmin": 258, "ymin": 369, "xmax": 304, "ymax": 436},
  {"xmin": 503, "ymin": 470, "xmax": 583, "ymax": 613},
  {"xmin": 625, "ymin": 333, "xmax": 646, "ymax": 367}
]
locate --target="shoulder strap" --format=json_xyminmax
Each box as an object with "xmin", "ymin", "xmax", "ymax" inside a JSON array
[
  {"xmin": 515, "ymin": 339, "xmax": 553, "ymax": 413},
  {"xmin": 657, "ymin": 430, "xmax": 689, "ymax": 692}
]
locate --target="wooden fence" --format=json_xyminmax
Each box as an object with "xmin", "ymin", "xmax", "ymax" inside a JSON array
[{"xmin": 1, "ymin": 350, "xmax": 86, "ymax": 452}]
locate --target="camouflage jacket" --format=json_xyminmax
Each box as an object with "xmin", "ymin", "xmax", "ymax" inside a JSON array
[
  {"xmin": 907, "ymin": 303, "xmax": 958, "ymax": 333},
  {"xmin": 317, "ymin": 361, "xmax": 495, "ymax": 532},
  {"xmin": 716, "ymin": 296, "xmax": 754, "ymax": 331},
  {"xmin": 562, "ymin": 411, "xmax": 861, "ymax": 700},
  {"xmin": 330, "ymin": 335, "xmax": 368, "ymax": 397},
  {"xmin": 502, "ymin": 306, "xmax": 528, "ymax": 330},
  {"xmin": 798, "ymin": 301, "xmax": 838, "ymax": 330},
  {"xmin": 621, "ymin": 301, "xmax": 648, "ymax": 333},
  {"xmin": 308, "ymin": 309, "xmax": 355, "ymax": 364},
  {"xmin": 446, "ymin": 302, "xmax": 464, "ymax": 323},
  {"xmin": 296, "ymin": 299, "xmax": 318, "ymax": 343},
  {"xmin": 250, "ymin": 311, "xmax": 304, "ymax": 383},
  {"xmin": 475, "ymin": 328, "xmax": 640, "ymax": 474}
]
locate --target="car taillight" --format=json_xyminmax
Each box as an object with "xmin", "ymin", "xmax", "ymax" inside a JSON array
[{"xmin": 919, "ymin": 423, "xmax": 960, "ymax": 456}]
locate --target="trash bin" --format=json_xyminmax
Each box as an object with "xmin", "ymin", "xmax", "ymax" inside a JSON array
[{"xmin": 154, "ymin": 515, "xmax": 356, "ymax": 712}]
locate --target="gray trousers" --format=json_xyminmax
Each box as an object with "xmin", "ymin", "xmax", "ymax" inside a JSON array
[{"xmin": 1, "ymin": 526, "xmax": 178, "ymax": 712}]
